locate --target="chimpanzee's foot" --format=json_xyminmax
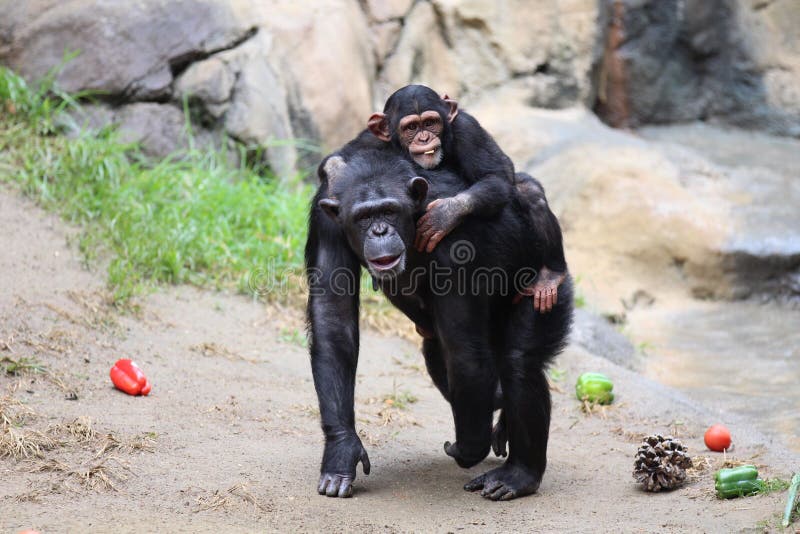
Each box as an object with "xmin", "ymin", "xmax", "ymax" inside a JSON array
[
  {"xmin": 464, "ymin": 463, "xmax": 542, "ymax": 501},
  {"xmin": 443, "ymin": 440, "xmax": 490, "ymax": 469},
  {"xmin": 491, "ymin": 418, "xmax": 508, "ymax": 457}
]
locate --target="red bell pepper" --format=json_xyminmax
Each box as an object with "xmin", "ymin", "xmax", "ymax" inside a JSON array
[{"xmin": 110, "ymin": 359, "xmax": 151, "ymax": 396}]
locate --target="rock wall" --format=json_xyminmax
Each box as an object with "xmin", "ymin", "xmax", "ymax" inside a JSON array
[
  {"xmin": 594, "ymin": 0, "xmax": 800, "ymax": 136},
  {"xmin": 0, "ymin": 0, "xmax": 600, "ymax": 170},
  {"xmin": 2, "ymin": 0, "xmax": 798, "ymax": 170}
]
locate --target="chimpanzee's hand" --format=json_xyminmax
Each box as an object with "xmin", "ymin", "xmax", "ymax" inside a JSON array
[
  {"xmin": 512, "ymin": 266, "xmax": 566, "ymax": 313},
  {"xmin": 415, "ymin": 196, "xmax": 468, "ymax": 253},
  {"xmin": 318, "ymin": 431, "xmax": 371, "ymax": 498}
]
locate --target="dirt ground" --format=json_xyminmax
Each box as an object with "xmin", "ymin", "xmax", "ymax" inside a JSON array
[{"xmin": 1, "ymin": 186, "xmax": 798, "ymax": 533}]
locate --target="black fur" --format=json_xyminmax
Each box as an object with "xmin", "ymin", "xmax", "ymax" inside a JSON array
[
  {"xmin": 306, "ymin": 149, "xmax": 573, "ymax": 500},
  {"xmin": 319, "ymin": 85, "xmax": 565, "ymax": 272}
]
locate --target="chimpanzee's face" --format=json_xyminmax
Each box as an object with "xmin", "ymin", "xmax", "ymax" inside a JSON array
[
  {"xmin": 397, "ymin": 110, "xmax": 445, "ymax": 169},
  {"xmin": 367, "ymin": 85, "xmax": 459, "ymax": 171},
  {"xmin": 318, "ymin": 157, "xmax": 428, "ymax": 281}
]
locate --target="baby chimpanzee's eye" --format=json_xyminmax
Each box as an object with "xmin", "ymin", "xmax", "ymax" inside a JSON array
[{"xmin": 423, "ymin": 118, "xmax": 436, "ymax": 129}]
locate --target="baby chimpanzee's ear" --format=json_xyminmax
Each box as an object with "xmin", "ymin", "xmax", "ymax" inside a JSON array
[
  {"xmin": 408, "ymin": 177, "xmax": 429, "ymax": 208},
  {"xmin": 318, "ymin": 198, "xmax": 341, "ymax": 221},
  {"xmin": 367, "ymin": 112, "xmax": 391, "ymax": 142},
  {"xmin": 441, "ymin": 93, "xmax": 458, "ymax": 123}
]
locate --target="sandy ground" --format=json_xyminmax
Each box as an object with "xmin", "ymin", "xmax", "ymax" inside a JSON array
[{"xmin": 1, "ymin": 186, "xmax": 798, "ymax": 533}]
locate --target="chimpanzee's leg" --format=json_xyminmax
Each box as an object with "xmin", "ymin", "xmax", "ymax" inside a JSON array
[
  {"xmin": 424, "ymin": 335, "xmax": 508, "ymax": 457},
  {"xmin": 464, "ymin": 302, "xmax": 554, "ymax": 500},
  {"xmin": 434, "ymin": 295, "xmax": 497, "ymax": 468}
]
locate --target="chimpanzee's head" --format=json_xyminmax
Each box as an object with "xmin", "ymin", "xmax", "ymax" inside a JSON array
[
  {"xmin": 367, "ymin": 85, "xmax": 458, "ymax": 170},
  {"xmin": 318, "ymin": 153, "xmax": 428, "ymax": 280}
]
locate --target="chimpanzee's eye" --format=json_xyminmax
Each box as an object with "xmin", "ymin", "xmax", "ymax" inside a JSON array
[
  {"xmin": 423, "ymin": 118, "xmax": 436, "ymax": 129},
  {"xmin": 405, "ymin": 122, "xmax": 418, "ymax": 132}
]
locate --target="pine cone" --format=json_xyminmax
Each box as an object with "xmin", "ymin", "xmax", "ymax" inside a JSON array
[{"xmin": 633, "ymin": 434, "xmax": 693, "ymax": 492}]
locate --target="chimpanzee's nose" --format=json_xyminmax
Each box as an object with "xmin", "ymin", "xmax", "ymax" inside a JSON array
[{"xmin": 372, "ymin": 222, "xmax": 388, "ymax": 236}]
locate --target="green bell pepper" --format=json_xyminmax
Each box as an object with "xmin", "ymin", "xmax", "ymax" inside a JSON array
[
  {"xmin": 715, "ymin": 465, "xmax": 763, "ymax": 499},
  {"xmin": 575, "ymin": 372, "xmax": 614, "ymax": 404}
]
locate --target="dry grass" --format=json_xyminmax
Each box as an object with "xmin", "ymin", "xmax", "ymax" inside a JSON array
[
  {"xmin": 0, "ymin": 389, "xmax": 58, "ymax": 459},
  {"xmin": 194, "ymin": 482, "xmax": 271, "ymax": 513},
  {"xmin": 579, "ymin": 399, "xmax": 617, "ymax": 418},
  {"xmin": 33, "ymin": 456, "xmax": 130, "ymax": 491},
  {"xmin": 360, "ymin": 294, "xmax": 418, "ymax": 341},
  {"xmin": 95, "ymin": 431, "xmax": 157, "ymax": 456},
  {"xmin": 1, "ymin": 353, "xmax": 76, "ymax": 397},
  {"xmin": 0, "ymin": 426, "xmax": 60, "ymax": 459},
  {"xmin": 59, "ymin": 416, "xmax": 96, "ymax": 443},
  {"xmin": 0, "ymin": 389, "xmax": 35, "ymax": 427}
]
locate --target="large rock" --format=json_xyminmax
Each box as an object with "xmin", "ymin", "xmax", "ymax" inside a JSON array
[
  {"xmin": 0, "ymin": 0, "xmax": 374, "ymax": 173},
  {"xmin": 593, "ymin": 0, "xmax": 800, "ymax": 136},
  {"xmin": 472, "ymin": 95, "xmax": 800, "ymax": 310},
  {"xmin": 255, "ymin": 0, "xmax": 375, "ymax": 153},
  {"xmin": 377, "ymin": 0, "xmax": 599, "ymax": 108},
  {"xmin": 113, "ymin": 103, "xmax": 191, "ymax": 159},
  {"xmin": 0, "ymin": 0, "xmax": 256, "ymax": 100}
]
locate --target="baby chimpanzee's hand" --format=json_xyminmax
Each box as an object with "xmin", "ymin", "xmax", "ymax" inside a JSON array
[{"xmin": 415, "ymin": 196, "xmax": 469, "ymax": 252}]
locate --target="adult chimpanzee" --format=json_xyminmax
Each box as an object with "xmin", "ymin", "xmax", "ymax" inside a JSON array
[{"xmin": 306, "ymin": 148, "xmax": 573, "ymax": 500}]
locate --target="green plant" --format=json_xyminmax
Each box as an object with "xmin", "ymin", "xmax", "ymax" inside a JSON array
[
  {"xmin": 1, "ymin": 65, "xmax": 311, "ymax": 305},
  {"xmin": 383, "ymin": 382, "xmax": 418, "ymax": 410}
]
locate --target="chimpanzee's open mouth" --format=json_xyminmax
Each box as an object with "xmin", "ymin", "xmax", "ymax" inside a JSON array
[{"xmin": 367, "ymin": 253, "xmax": 402, "ymax": 272}]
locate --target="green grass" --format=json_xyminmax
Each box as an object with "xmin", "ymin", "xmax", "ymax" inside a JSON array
[
  {"xmin": 383, "ymin": 382, "xmax": 418, "ymax": 410},
  {"xmin": 0, "ymin": 65, "xmax": 311, "ymax": 305},
  {"xmin": 757, "ymin": 477, "xmax": 792, "ymax": 495}
]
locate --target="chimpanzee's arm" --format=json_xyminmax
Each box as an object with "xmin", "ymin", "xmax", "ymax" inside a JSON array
[
  {"xmin": 415, "ymin": 112, "xmax": 516, "ymax": 252},
  {"xmin": 306, "ymin": 187, "xmax": 370, "ymax": 498},
  {"xmin": 513, "ymin": 174, "xmax": 568, "ymax": 313}
]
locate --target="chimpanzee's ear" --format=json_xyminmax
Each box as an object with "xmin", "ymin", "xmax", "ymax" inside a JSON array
[
  {"xmin": 320, "ymin": 155, "xmax": 346, "ymax": 187},
  {"xmin": 318, "ymin": 198, "xmax": 341, "ymax": 221},
  {"xmin": 442, "ymin": 94, "xmax": 458, "ymax": 123},
  {"xmin": 367, "ymin": 112, "xmax": 391, "ymax": 142},
  {"xmin": 408, "ymin": 177, "xmax": 429, "ymax": 208}
]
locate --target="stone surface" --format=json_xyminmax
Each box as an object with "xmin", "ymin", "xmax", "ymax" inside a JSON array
[
  {"xmin": 0, "ymin": 0, "xmax": 255, "ymax": 100},
  {"xmin": 257, "ymin": 0, "xmax": 375, "ymax": 153},
  {"xmin": 174, "ymin": 57, "xmax": 235, "ymax": 119},
  {"xmin": 593, "ymin": 0, "xmax": 800, "ymax": 136},
  {"xmin": 376, "ymin": 1, "xmax": 460, "ymax": 106},
  {"xmin": 433, "ymin": 0, "xmax": 598, "ymax": 106},
  {"xmin": 369, "ymin": 20, "xmax": 403, "ymax": 68},
  {"xmin": 4, "ymin": 0, "xmax": 798, "ymax": 171},
  {"xmin": 364, "ymin": 0, "xmax": 413, "ymax": 21},
  {"xmin": 113, "ymin": 102, "xmax": 189, "ymax": 159}
]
